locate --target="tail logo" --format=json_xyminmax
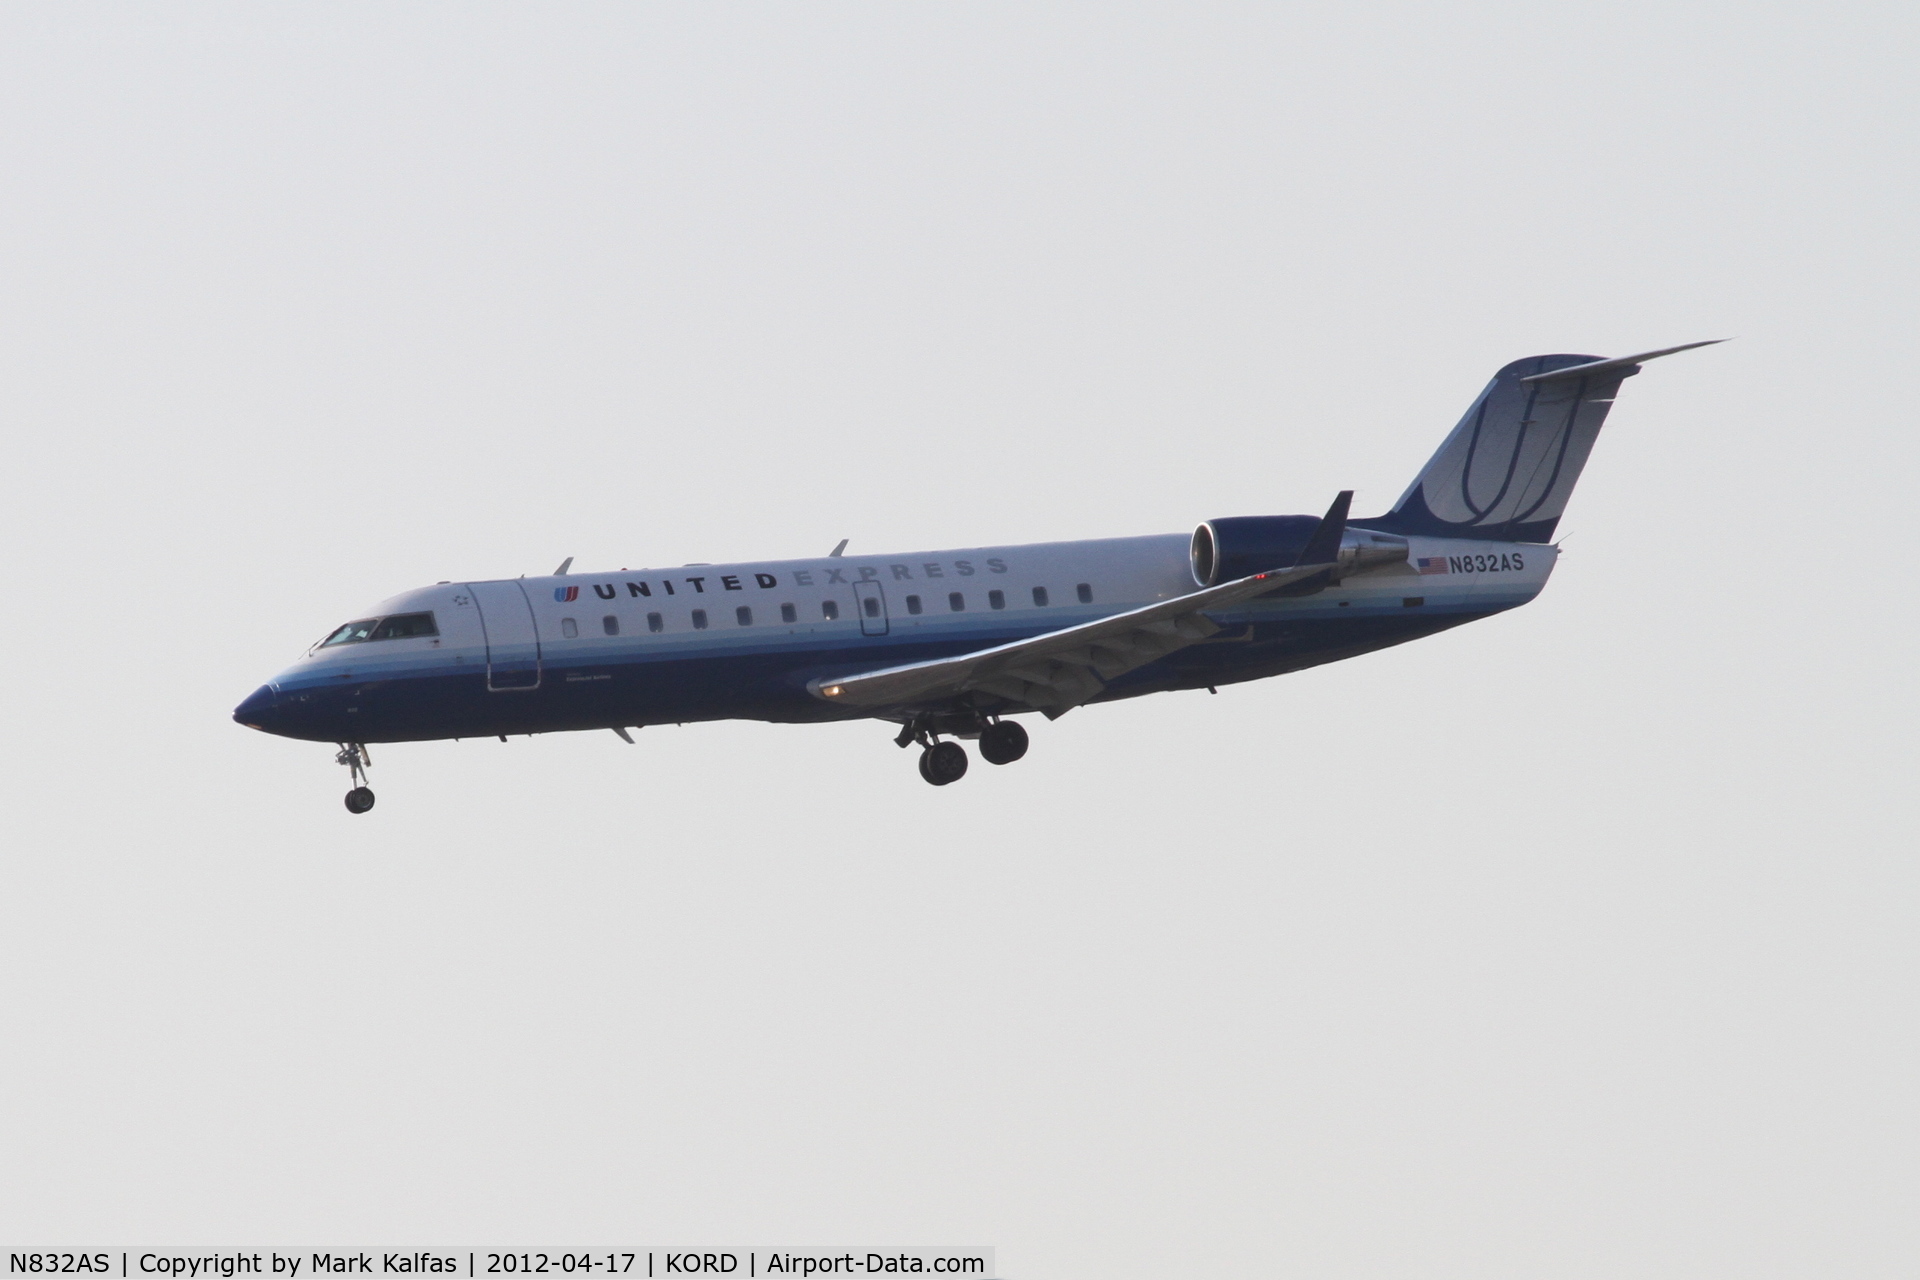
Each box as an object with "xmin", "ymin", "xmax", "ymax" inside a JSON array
[
  {"xmin": 554, "ymin": 586, "xmax": 579, "ymax": 602},
  {"xmin": 1376, "ymin": 353, "xmax": 1636, "ymax": 544}
]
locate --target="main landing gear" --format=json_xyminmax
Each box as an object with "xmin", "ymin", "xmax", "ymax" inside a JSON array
[
  {"xmin": 979, "ymin": 719, "xmax": 1029, "ymax": 765},
  {"xmin": 336, "ymin": 742, "xmax": 375, "ymax": 813},
  {"xmin": 919, "ymin": 740, "xmax": 968, "ymax": 785},
  {"xmin": 895, "ymin": 713, "xmax": 1030, "ymax": 786}
]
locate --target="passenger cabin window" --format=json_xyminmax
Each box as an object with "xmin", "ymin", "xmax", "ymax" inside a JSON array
[
  {"xmin": 736, "ymin": 606, "xmax": 753, "ymax": 626},
  {"xmin": 905, "ymin": 595, "xmax": 923, "ymax": 615},
  {"xmin": 822, "ymin": 600, "xmax": 840, "ymax": 621},
  {"xmin": 692, "ymin": 609, "xmax": 709, "ymax": 630},
  {"xmin": 371, "ymin": 612, "xmax": 438, "ymax": 640},
  {"xmin": 1032, "ymin": 587, "xmax": 1049, "ymax": 607},
  {"xmin": 988, "ymin": 589, "xmax": 1005, "ymax": 610},
  {"xmin": 560, "ymin": 617, "xmax": 579, "ymax": 638},
  {"xmin": 603, "ymin": 616, "xmax": 619, "ymax": 636},
  {"xmin": 863, "ymin": 597, "xmax": 881, "ymax": 618},
  {"xmin": 647, "ymin": 612, "xmax": 664, "ymax": 632},
  {"xmin": 318, "ymin": 619, "xmax": 379, "ymax": 648},
  {"xmin": 780, "ymin": 603, "xmax": 797, "ymax": 624},
  {"xmin": 1077, "ymin": 583, "xmax": 1093, "ymax": 603},
  {"xmin": 948, "ymin": 592, "xmax": 965, "ymax": 612}
]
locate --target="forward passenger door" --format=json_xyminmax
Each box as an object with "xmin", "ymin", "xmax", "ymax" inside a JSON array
[{"xmin": 468, "ymin": 581, "xmax": 543, "ymax": 690}]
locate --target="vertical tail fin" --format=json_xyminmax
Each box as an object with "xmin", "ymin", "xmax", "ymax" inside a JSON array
[{"xmin": 1358, "ymin": 342, "xmax": 1720, "ymax": 543}]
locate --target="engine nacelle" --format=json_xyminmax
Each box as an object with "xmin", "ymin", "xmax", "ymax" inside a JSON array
[{"xmin": 1191, "ymin": 516, "xmax": 1408, "ymax": 586}]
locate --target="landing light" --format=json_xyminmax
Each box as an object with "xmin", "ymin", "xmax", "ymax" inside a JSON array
[{"xmin": 824, "ymin": 686, "xmax": 843, "ymax": 697}]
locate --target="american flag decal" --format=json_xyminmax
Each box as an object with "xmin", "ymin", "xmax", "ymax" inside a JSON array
[{"xmin": 1415, "ymin": 556, "xmax": 1451, "ymax": 575}]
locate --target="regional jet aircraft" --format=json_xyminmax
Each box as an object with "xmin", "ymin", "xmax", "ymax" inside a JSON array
[{"xmin": 235, "ymin": 344, "xmax": 1716, "ymax": 811}]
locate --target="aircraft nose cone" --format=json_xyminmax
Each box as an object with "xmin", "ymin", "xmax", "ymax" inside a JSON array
[{"xmin": 233, "ymin": 684, "xmax": 279, "ymax": 730}]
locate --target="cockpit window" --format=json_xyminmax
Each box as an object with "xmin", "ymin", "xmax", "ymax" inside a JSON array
[
  {"xmin": 317, "ymin": 619, "xmax": 379, "ymax": 648},
  {"xmin": 372, "ymin": 612, "xmax": 439, "ymax": 640},
  {"xmin": 315, "ymin": 612, "xmax": 438, "ymax": 650}
]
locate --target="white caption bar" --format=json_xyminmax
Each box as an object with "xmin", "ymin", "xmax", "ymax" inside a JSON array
[{"xmin": 2, "ymin": 1252, "xmax": 997, "ymax": 1280}]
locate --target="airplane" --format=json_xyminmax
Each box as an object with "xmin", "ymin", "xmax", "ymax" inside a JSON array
[{"xmin": 234, "ymin": 343, "xmax": 1717, "ymax": 811}]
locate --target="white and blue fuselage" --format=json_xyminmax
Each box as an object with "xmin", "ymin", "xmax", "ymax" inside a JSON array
[
  {"xmin": 234, "ymin": 530, "xmax": 1552, "ymax": 744},
  {"xmin": 235, "ymin": 344, "xmax": 1715, "ymax": 803}
]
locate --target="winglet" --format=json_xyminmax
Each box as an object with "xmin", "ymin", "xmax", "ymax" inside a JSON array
[
  {"xmin": 1294, "ymin": 491, "xmax": 1353, "ymax": 567},
  {"xmin": 1519, "ymin": 339, "xmax": 1725, "ymax": 383},
  {"xmin": 554, "ymin": 556, "xmax": 574, "ymax": 575}
]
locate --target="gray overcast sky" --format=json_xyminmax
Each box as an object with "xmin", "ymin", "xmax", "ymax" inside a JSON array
[{"xmin": 1, "ymin": 4, "xmax": 1914, "ymax": 1276}]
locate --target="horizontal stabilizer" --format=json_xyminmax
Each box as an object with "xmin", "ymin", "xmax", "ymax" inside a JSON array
[{"xmin": 1519, "ymin": 339, "xmax": 1725, "ymax": 383}]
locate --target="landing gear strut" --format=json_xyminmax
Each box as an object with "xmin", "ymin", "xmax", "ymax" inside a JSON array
[
  {"xmin": 894, "ymin": 712, "xmax": 1029, "ymax": 785},
  {"xmin": 336, "ymin": 742, "xmax": 375, "ymax": 813}
]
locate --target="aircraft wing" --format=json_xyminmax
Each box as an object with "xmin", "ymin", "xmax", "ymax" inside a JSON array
[{"xmin": 809, "ymin": 558, "xmax": 1335, "ymax": 717}]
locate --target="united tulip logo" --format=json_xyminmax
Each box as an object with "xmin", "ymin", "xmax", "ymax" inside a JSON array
[{"xmin": 554, "ymin": 586, "xmax": 579, "ymax": 602}]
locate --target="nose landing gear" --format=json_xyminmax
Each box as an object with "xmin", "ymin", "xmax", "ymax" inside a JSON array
[{"xmin": 336, "ymin": 742, "xmax": 375, "ymax": 813}]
